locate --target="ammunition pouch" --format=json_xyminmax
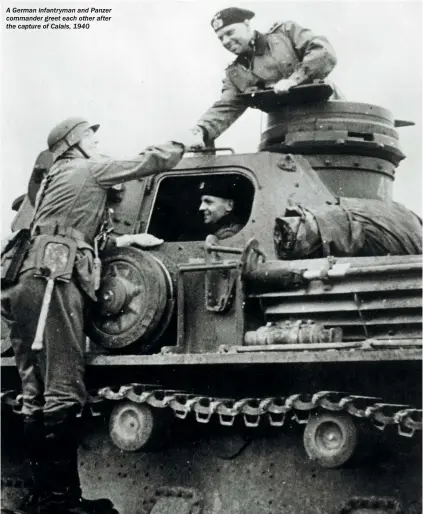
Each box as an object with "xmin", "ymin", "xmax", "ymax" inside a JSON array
[{"xmin": 1, "ymin": 228, "xmax": 32, "ymax": 288}]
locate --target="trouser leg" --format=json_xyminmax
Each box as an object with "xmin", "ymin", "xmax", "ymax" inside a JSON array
[
  {"xmin": 7, "ymin": 272, "xmax": 117, "ymax": 513},
  {"xmin": 41, "ymin": 275, "xmax": 87, "ymax": 417},
  {"xmin": 3, "ymin": 278, "xmax": 45, "ymax": 511},
  {"xmin": 8, "ymin": 270, "xmax": 88, "ymax": 418},
  {"xmin": 3, "ymin": 276, "xmax": 45, "ymax": 417}
]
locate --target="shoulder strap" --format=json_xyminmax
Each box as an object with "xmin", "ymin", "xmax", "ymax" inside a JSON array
[
  {"xmin": 267, "ymin": 21, "xmax": 284, "ymax": 34},
  {"xmin": 29, "ymin": 164, "xmax": 61, "ymax": 235}
]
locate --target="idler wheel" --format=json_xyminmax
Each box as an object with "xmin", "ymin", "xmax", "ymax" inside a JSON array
[
  {"xmin": 87, "ymin": 247, "xmax": 173, "ymax": 353},
  {"xmin": 109, "ymin": 400, "xmax": 171, "ymax": 452},
  {"xmin": 303, "ymin": 412, "xmax": 358, "ymax": 468}
]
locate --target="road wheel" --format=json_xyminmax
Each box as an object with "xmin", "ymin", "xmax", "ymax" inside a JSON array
[
  {"xmin": 303, "ymin": 412, "xmax": 358, "ymax": 468},
  {"xmin": 109, "ymin": 400, "xmax": 171, "ymax": 452}
]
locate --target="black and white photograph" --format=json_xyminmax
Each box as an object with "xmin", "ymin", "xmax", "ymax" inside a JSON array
[{"xmin": 1, "ymin": 1, "xmax": 422, "ymax": 513}]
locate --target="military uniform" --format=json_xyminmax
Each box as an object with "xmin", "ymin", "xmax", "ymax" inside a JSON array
[
  {"xmin": 2, "ymin": 136, "xmax": 183, "ymax": 513},
  {"xmin": 5, "ymin": 143, "xmax": 183, "ymax": 417},
  {"xmin": 199, "ymin": 176, "xmax": 244, "ymax": 240},
  {"xmin": 197, "ymin": 20, "xmax": 338, "ymax": 141},
  {"xmin": 213, "ymin": 218, "xmax": 243, "ymax": 240}
]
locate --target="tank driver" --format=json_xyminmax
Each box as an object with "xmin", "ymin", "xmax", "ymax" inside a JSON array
[
  {"xmin": 1, "ymin": 117, "xmax": 193, "ymax": 514},
  {"xmin": 199, "ymin": 176, "xmax": 243, "ymax": 240},
  {"xmin": 189, "ymin": 7, "xmax": 341, "ymax": 147}
]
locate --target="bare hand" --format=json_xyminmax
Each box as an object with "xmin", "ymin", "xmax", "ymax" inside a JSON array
[
  {"xmin": 116, "ymin": 233, "xmax": 164, "ymax": 248},
  {"xmin": 273, "ymin": 78, "xmax": 297, "ymax": 95}
]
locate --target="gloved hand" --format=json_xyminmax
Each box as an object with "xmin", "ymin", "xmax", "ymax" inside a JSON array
[
  {"xmin": 174, "ymin": 127, "xmax": 205, "ymax": 150},
  {"xmin": 116, "ymin": 233, "xmax": 164, "ymax": 248},
  {"xmin": 273, "ymin": 78, "xmax": 298, "ymax": 95}
]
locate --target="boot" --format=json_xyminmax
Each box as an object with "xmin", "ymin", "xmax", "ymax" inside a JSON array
[
  {"xmin": 38, "ymin": 413, "xmax": 118, "ymax": 514},
  {"xmin": 0, "ymin": 417, "xmax": 47, "ymax": 514},
  {"xmin": 67, "ymin": 451, "xmax": 116, "ymax": 513},
  {"xmin": 22, "ymin": 413, "xmax": 46, "ymax": 513}
]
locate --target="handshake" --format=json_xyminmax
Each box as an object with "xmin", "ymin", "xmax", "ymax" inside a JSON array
[{"xmin": 173, "ymin": 126, "xmax": 206, "ymax": 151}]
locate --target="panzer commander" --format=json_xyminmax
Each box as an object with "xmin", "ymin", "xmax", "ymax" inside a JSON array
[
  {"xmin": 1, "ymin": 117, "xmax": 189, "ymax": 514},
  {"xmin": 199, "ymin": 177, "xmax": 243, "ymax": 240},
  {"xmin": 189, "ymin": 7, "xmax": 339, "ymax": 146}
]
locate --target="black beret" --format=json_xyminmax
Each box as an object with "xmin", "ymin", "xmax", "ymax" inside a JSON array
[
  {"xmin": 211, "ymin": 7, "xmax": 255, "ymax": 31},
  {"xmin": 199, "ymin": 176, "xmax": 242, "ymax": 200}
]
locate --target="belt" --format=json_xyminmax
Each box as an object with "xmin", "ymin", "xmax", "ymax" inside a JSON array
[{"xmin": 33, "ymin": 223, "xmax": 91, "ymax": 245}]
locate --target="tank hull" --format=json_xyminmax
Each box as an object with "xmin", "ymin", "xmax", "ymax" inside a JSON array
[
  {"xmin": 2, "ymin": 90, "xmax": 421, "ymax": 513},
  {"xmin": 2, "ymin": 408, "xmax": 421, "ymax": 514},
  {"xmin": 2, "ymin": 358, "xmax": 421, "ymax": 513}
]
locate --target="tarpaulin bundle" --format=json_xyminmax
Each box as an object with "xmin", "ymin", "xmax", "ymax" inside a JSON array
[{"xmin": 274, "ymin": 198, "xmax": 422, "ymax": 260}]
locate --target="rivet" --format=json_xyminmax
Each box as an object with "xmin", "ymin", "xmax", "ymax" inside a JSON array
[{"xmin": 324, "ymin": 159, "xmax": 331, "ymax": 165}]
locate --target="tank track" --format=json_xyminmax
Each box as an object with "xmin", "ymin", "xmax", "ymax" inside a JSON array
[{"xmin": 2, "ymin": 385, "xmax": 421, "ymax": 437}]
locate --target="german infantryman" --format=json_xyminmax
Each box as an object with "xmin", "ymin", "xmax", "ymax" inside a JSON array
[
  {"xmin": 1, "ymin": 117, "xmax": 193, "ymax": 514},
  {"xmin": 189, "ymin": 7, "xmax": 341, "ymax": 148}
]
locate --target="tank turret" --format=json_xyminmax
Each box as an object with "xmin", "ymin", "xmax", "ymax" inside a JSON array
[{"xmin": 240, "ymin": 82, "xmax": 413, "ymax": 200}]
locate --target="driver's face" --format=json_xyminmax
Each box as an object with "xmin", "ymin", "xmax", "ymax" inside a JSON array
[
  {"xmin": 199, "ymin": 195, "xmax": 233, "ymax": 225},
  {"xmin": 216, "ymin": 21, "xmax": 253, "ymax": 55}
]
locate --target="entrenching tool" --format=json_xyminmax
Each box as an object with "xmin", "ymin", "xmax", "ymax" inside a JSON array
[{"xmin": 31, "ymin": 235, "xmax": 77, "ymax": 351}]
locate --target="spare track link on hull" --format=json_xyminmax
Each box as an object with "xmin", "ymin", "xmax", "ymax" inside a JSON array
[{"xmin": 2, "ymin": 385, "xmax": 422, "ymax": 438}]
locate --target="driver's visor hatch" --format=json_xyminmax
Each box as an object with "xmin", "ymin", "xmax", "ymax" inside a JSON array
[{"xmin": 145, "ymin": 171, "xmax": 255, "ymax": 242}]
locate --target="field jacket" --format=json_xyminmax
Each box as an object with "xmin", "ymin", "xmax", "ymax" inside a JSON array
[{"xmin": 197, "ymin": 20, "xmax": 338, "ymax": 141}]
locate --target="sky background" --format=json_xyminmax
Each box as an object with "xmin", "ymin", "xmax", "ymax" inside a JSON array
[{"xmin": 1, "ymin": 0, "xmax": 421, "ymax": 235}]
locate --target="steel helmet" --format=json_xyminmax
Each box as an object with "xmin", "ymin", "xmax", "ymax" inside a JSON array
[{"xmin": 47, "ymin": 117, "xmax": 99, "ymax": 160}]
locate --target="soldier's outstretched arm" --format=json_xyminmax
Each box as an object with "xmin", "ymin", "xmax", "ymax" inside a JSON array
[
  {"xmin": 277, "ymin": 20, "xmax": 337, "ymax": 84},
  {"xmin": 91, "ymin": 141, "xmax": 185, "ymax": 187},
  {"xmin": 194, "ymin": 76, "xmax": 248, "ymax": 142}
]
